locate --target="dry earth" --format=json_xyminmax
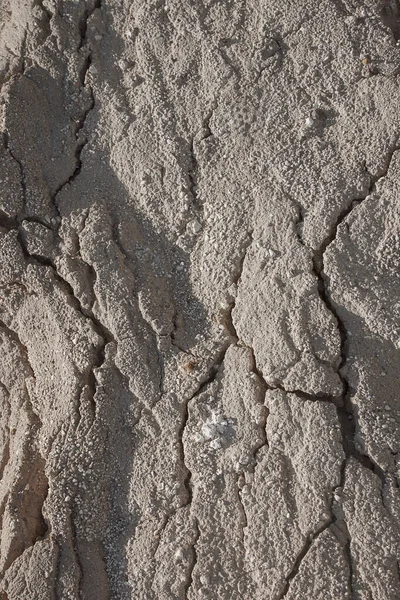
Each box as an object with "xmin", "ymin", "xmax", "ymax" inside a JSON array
[{"xmin": 0, "ymin": 0, "xmax": 400, "ymax": 598}]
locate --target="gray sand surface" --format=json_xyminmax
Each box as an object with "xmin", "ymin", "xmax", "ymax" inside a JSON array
[{"xmin": 0, "ymin": 1, "xmax": 400, "ymax": 598}]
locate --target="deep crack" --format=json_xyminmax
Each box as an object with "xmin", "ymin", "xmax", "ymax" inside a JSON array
[
  {"xmin": 2, "ymin": 132, "xmax": 28, "ymax": 213},
  {"xmin": 179, "ymin": 343, "xmax": 230, "ymax": 509},
  {"xmin": 0, "ymin": 1, "xmax": 108, "ymax": 417},
  {"xmin": 14, "ymin": 230, "xmax": 112, "ymax": 415},
  {"xmin": 236, "ymin": 473, "xmax": 249, "ymax": 547},
  {"xmin": 278, "ymin": 510, "xmax": 334, "ymax": 599},
  {"xmin": 184, "ymin": 517, "xmax": 199, "ymax": 599},
  {"xmin": 34, "ymin": 0, "xmax": 52, "ymax": 42},
  {"xmin": 312, "ymin": 146, "xmax": 400, "ymax": 482},
  {"xmin": 224, "ymin": 231, "xmax": 272, "ymax": 463},
  {"xmin": 338, "ymin": 458, "xmax": 356, "ymax": 599},
  {"xmin": 0, "ymin": 317, "xmax": 35, "ymax": 378},
  {"xmin": 51, "ymin": 0, "xmax": 102, "ymax": 236},
  {"xmin": 187, "ymin": 136, "xmax": 200, "ymax": 209}
]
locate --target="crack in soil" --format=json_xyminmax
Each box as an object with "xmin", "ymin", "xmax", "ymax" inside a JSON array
[
  {"xmin": 184, "ymin": 517, "xmax": 199, "ymax": 599},
  {"xmin": 187, "ymin": 136, "xmax": 200, "ymax": 210},
  {"xmin": 2, "ymin": 132, "xmax": 28, "ymax": 213},
  {"xmin": 0, "ymin": 209, "xmax": 112, "ymax": 417},
  {"xmin": 22, "ymin": 245, "xmax": 111, "ymax": 413},
  {"xmin": 179, "ymin": 343, "xmax": 230, "ymax": 510},
  {"xmin": 0, "ymin": 28, "xmax": 113, "ymax": 583},
  {"xmin": 0, "ymin": 322, "xmax": 49, "ymax": 574},
  {"xmin": 225, "ymin": 232, "xmax": 274, "ymax": 466},
  {"xmin": 177, "ymin": 231, "xmax": 262, "ymax": 585},
  {"xmin": 278, "ymin": 507, "xmax": 335, "ymax": 599},
  {"xmin": 236, "ymin": 473, "xmax": 249, "ymax": 547},
  {"xmin": 313, "ymin": 147, "xmax": 400, "ymax": 481},
  {"xmin": 297, "ymin": 146, "xmax": 400, "ymax": 595},
  {"xmin": 51, "ymin": 0, "xmax": 102, "ymax": 235},
  {"xmin": 0, "ymin": 317, "xmax": 35, "ymax": 378}
]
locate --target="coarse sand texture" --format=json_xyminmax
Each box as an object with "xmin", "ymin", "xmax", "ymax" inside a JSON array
[{"xmin": 0, "ymin": 1, "xmax": 400, "ymax": 598}]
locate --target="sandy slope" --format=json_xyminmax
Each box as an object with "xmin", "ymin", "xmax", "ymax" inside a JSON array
[{"xmin": 0, "ymin": 1, "xmax": 400, "ymax": 598}]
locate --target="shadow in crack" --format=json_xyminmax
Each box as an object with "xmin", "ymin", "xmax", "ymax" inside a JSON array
[
  {"xmin": 56, "ymin": 123, "xmax": 211, "ymax": 598},
  {"xmin": 2, "ymin": 12, "xmax": 212, "ymax": 594},
  {"xmin": 381, "ymin": 0, "xmax": 400, "ymax": 41},
  {"xmin": 337, "ymin": 305, "xmax": 400, "ymax": 472}
]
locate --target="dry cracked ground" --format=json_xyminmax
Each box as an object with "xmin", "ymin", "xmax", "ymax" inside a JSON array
[{"xmin": 0, "ymin": 0, "xmax": 400, "ymax": 598}]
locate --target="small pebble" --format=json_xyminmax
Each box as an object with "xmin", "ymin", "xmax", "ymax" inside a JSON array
[
  {"xmin": 210, "ymin": 438, "xmax": 222, "ymax": 450},
  {"xmin": 187, "ymin": 219, "xmax": 202, "ymax": 234},
  {"xmin": 174, "ymin": 548, "xmax": 185, "ymax": 562},
  {"xmin": 202, "ymin": 423, "xmax": 215, "ymax": 440}
]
